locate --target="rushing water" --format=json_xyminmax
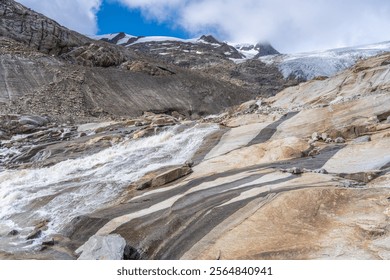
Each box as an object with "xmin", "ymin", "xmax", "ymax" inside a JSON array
[{"xmin": 0, "ymin": 123, "xmax": 219, "ymax": 252}]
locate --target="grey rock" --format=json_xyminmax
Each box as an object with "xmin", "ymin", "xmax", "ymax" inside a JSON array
[
  {"xmin": 76, "ymin": 234, "xmax": 127, "ymax": 260},
  {"xmin": 135, "ymin": 180, "xmax": 152, "ymax": 191},
  {"xmin": 0, "ymin": 130, "xmax": 8, "ymax": 139},
  {"xmin": 313, "ymin": 168, "xmax": 328, "ymax": 174},
  {"xmin": 26, "ymin": 229, "xmax": 42, "ymax": 240},
  {"xmin": 353, "ymin": 135, "xmax": 371, "ymax": 143},
  {"xmin": 311, "ymin": 132, "xmax": 319, "ymax": 141},
  {"xmin": 282, "ymin": 167, "xmax": 303, "ymax": 175},
  {"xmin": 8, "ymin": 229, "xmax": 19, "ymax": 236},
  {"xmin": 41, "ymin": 238, "xmax": 55, "ymax": 246},
  {"xmin": 19, "ymin": 116, "xmax": 48, "ymax": 127},
  {"xmin": 334, "ymin": 137, "xmax": 345, "ymax": 143},
  {"xmin": 308, "ymin": 148, "xmax": 320, "ymax": 157},
  {"xmin": 321, "ymin": 133, "xmax": 328, "ymax": 141},
  {"xmin": 151, "ymin": 166, "xmax": 193, "ymax": 187}
]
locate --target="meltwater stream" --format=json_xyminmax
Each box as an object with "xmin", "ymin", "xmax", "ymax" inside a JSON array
[{"xmin": 0, "ymin": 123, "xmax": 219, "ymax": 253}]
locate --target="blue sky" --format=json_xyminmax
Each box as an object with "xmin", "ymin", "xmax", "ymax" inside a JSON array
[
  {"xmin": 96, "ymin": 1, "xmax": 189, "ymax": 38},
  {"xmin": 17, "ymin": 0, "xmax": 390, "ymax": 53}
]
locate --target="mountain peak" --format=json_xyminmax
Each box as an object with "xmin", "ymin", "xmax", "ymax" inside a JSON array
[
  {"xmin": 254, "ymin": 42, "xmax": 280, "ymax": 56},
  {"xmin": 199, "ymin": 35, "xmax": 221, "ymax": 44}
]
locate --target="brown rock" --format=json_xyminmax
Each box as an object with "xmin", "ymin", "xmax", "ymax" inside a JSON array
[
  {"xmin": 151, "ymin": 166, "xmax": 193, "ymax": 188},
  {"xmin": 26, "ymin": 229, "xmax": 42, "ymax": 240}
]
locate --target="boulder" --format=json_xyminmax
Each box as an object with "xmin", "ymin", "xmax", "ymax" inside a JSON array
[
  {"xmin": 76, "ymin": 234, "xmax": 127, "ymax": 260},
  {"xmin": 133, "ymin": 166, "xmax": 193, "ymax": 191},
  {"xmin": 26, "ymin": 229, "xmax": 42, "ymax": 240},
  {"xmin": 151, "ymin": 116, "xmax": 177, "ymax": 127},
  {"xmin": 18, "ymin": 116, "xmax": 48, "ymax": 127},
  {"xmin": 7, "ymin": 230, "xmax": 19, "ymax": 236},
  {"xmin": 151, "ymin": 166, "xmax": 193, "ymax": 187},
  {"xmin": 171, "ymin": 111, "xmax": 186, "ymax": 120},
  {"xmin": 26, "ymin": 219, "xmax": 49, "ymax": 240},
  {"xmin": 281, "ymin": 167, "xmax": 303, "ymax": 175},
  {"xmin": 312, "ymin": 168, "xmax": 328, "ymax": 174},
  {"xmin": 238, "ymin": 100, "xmax": 257, "ymax": 112},
  {"xmin": 311, "ymin": 132, "xmax": 319, "ymax": 141},
  {"xmin": 41, "ymin": 238, "xmax": 55, "ymax": 246},
  {"xmin": 133, "ymin": 128, "xmax": 155, "ymax": 139},
  {"xmin": 334, "ymin": 137, "xmax": 345, "ymax": 143}
]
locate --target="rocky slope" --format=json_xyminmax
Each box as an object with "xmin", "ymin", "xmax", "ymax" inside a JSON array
[
  {"xmin": 96, "ymin": 32, "xmax": 390, "ymax": 82},
  {"xmin": 94, "ymin": 33, "xmax": 292, "ymax": 97},
  {"xmin": 0, "ymin": 0, "xmax": 297, "ymax": 123}
]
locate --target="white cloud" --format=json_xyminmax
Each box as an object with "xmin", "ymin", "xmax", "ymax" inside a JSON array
[
  {"xmin": 115, "ymin": 0, "xmax": 390, "ymax": 53},
  {"xmin": 18, "ymin": 0, "xmax": 102, "ymax": 35}
]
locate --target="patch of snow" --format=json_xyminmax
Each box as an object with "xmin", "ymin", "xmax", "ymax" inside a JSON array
[
  {"xmin": 90, "ymin": 33, "xmax": 120, "ymax": 40},
  {"xmin": 90, "ymin": 33, "xmax": 136, "ymax": 45},
  {"xmin": 197, "ymin": 39, "xmax": 221, "ymax": 47},
  {"xmin": 126, "ymin": 36, "xmax": 199, "ymax": 46}
]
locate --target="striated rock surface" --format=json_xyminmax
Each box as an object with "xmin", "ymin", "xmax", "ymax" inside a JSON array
[{"xmin": 67, "ymin": 53, "xmax": 388, "ymax": 260}]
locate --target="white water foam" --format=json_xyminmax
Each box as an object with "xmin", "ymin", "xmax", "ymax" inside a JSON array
[{"xmin": 0, "ymin": 123, "xmax": 219, "ymax": 252}]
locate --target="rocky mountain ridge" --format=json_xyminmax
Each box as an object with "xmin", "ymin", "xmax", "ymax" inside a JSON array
[
  {"xmin": 95, "ymin": 32, "xmax": 390, "ymax": 82},
  {"xmin": 0, "ymin": 0, "xmax": 294, "ymax": 123}
]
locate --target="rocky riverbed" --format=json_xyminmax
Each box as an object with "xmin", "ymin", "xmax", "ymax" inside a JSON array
[{"xmin": 1, "ymin": 52, "xmax": 390, "ymax": 260}]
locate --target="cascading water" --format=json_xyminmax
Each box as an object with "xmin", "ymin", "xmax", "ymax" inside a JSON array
[{"xmin": 0, "ymin": 123, "xmax": 219, "ymax": 253}]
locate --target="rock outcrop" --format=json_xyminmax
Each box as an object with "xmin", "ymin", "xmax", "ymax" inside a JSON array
[{"xmin": 0, "ymin": 0, "xmax": 88, "ymax": 55}]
